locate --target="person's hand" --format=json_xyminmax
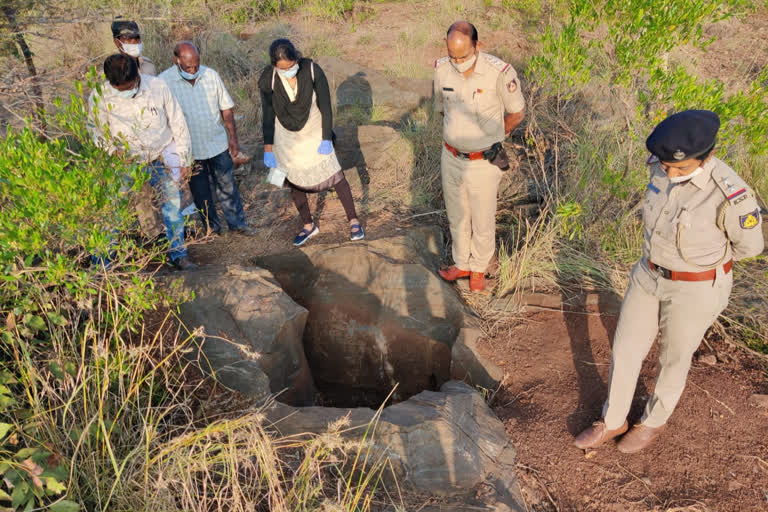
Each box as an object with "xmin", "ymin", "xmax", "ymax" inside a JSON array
[
  {"xmin": 317, "ymin": 140, "xmax": 333, "ymax": 155},
  {"xmin": 264, "ymin": 152, "xmax": 277, "ymax": 168},
  {"xmin": 179, "ymin": 166, "xmax": 192, "ymax": 182},
  {"xmin": 228, "ymin": 138, "xmax": 240, "ymax": 158}
]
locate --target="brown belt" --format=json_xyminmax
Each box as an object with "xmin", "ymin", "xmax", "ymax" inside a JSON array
[
  {"xmin": 648, "ymin": 260, "xmax": 732, "ymax": 281},
  {"xmin": 444, "ymin": 142, "xmax": 486, "ymax": 161}
]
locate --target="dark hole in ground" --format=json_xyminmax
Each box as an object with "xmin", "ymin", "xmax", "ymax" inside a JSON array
[{"xmin": 255, "ymin": 242, "xmax": 467, "ymax": 409}]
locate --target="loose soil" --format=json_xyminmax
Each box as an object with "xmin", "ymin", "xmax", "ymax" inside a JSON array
[{"xmin": 477, "ymin": 295, "xmax": 768, "ymax": 511}]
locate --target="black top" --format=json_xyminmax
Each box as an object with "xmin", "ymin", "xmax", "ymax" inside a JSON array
[{"xmin": 258, "ymin": 58, "xmax": 333, "ymax": 146}]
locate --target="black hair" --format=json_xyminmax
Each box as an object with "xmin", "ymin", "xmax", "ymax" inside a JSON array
[
  {"xmin": 446, "ymin": 21, "xmax": 478, "ymax": 46},
  {"xmin": 173, "ymin": 41, "xmax": 200, "ymax": 58},
  {"xmin": 269, "ymin": 39, "xmax": 302, "ymax": 66},
  {"xmin": 104, "ymin": 53, "xmax": 138, "ymax": 87}
]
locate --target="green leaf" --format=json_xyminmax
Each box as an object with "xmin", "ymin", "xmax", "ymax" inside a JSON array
[
  {"xmin": 50, "ymin": 499, "xmax": 80, "ymax": 512},
  {"xmin": 46, "ymin": 313, "xmax": 67, "ymax": 327},
  {"xmin": 43, "ymin": 477, "xmax": 66, "ymax": 494},
  {"xmin": 0, "ymin": 423, "xmax": 12, "ymax": 441},
  {"xmin": 10, "ymin": 481, "xmax": 29, "ymax": 508},
  {"xmin": 14, "ymin": 448, "xmax": 36, "ymax": 460},
  {"xmin": 22, "ymin": 315, "xmax": 46, "ymax": 332},
  {"xmin": 48, "ymin": 362, "xmax": 65, "ymax": 381},
  {"xmin": 0, "ymin": 488, "xmax": 10, "ymax": 501}
]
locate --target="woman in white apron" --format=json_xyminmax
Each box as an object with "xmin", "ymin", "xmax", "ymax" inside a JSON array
[{"xmin": 259, "ymin": 39, "xmax": 364, "ymax": 246}]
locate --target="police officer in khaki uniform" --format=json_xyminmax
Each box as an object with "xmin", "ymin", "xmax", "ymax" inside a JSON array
[
  {"xmin": 575, "ymin": 110, "xmax": 764, "ymax": 453},
  {"xmin": 112, "ymin": 20, "xmax": 157, "ymax": 76},
  {"xmin": 434, "ymin": 21, "xmax": 525, "ymax": 292}
]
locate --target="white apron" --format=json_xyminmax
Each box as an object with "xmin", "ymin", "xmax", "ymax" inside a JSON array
[{"xmin": 273, "ymin": 68, "xmax": 341, "ymax": 188}]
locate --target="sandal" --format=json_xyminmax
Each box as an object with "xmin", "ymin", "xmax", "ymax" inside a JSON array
[
  {"xmin": 293, "ymin": 225, "xmax": 319, "ymax": 247},
  {"xmin": 350, "ymin": 223, "xmax": 365, "ymax": 241}
]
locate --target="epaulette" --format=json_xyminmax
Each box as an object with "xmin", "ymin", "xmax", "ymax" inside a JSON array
[
  {"xmin": 435, "ymin": 56, "xmax": 450, "ymax": 68},
  {"xmin": 482, "ymin": 52, "xmax": 510, "ymax": 73},
  {"xmin": 711, "ymin": 162, "xmax": 750, "ymax": 205}
]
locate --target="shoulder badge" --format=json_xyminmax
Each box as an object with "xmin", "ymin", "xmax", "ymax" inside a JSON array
[
  {"xmin": 739, "ymin": 209, "xmax": 760, "ymax": 229},
  {"xmin": 435, "ymin": 56, "xmax": 450, "ymax": 68},
  {"xmin": 646, "ymin": 154, "xmax": 659, "ymax": 165},
  {"xmin": 482, "ymin": 53, "xmax": 509, "ymax": 73},
  {"xmin": 711, "ymin": 164, "xmax": 751, "ymax": 205}
]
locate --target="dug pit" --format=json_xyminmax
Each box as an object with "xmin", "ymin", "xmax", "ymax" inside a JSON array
[
  {"xmin": 172, "ymin": 228, "xmax": 521, "ymax": 507},
  {"xmin": 255, "ymin": 227, "xmax": 499, "ymax": 408}
]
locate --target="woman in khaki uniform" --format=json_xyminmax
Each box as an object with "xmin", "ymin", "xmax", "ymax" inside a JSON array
[{"xmin": 574, "ymin": 110, "xmax": 764, "ymax": 453}]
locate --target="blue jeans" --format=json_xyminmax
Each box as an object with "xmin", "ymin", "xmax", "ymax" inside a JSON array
[
  {"xmin": 188, "ymin": 150, "xmax": 246, "ymax": 232},
  {"xmin": 146, "ymin": 160, "xmax": 187, "ymax": 262}
]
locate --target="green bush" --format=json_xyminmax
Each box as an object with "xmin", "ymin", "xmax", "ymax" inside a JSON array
[{"xmin": 0, "ymin": 76, "xmax": 175, "ymax": 510}]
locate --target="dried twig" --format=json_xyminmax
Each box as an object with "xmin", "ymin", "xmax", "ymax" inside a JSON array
[{"xmin": 690, "ymin": 381, "xmax": 736, "ymax": 416}]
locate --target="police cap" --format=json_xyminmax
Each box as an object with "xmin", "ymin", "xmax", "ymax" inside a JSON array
[
  {"xmin": 111, "ymin": 19, "xmax": 141, "ymax": 39},
  {"xmin": 646, "ymin": 110, "xmax": 720, "ymax": 162}
]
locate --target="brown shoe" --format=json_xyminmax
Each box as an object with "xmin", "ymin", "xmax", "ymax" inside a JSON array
[
  {"xmin": 573, "ymin": 420, "xmax": 629, "ymax": 450},
  {"xmin": 469, "ymin": 272, "xmax": 486, "ymax": 292},
  {"xmin": 616, "ymin": 423, "xmax": 665, "ymax": 454},
  {"xmin": 438, "ymin": 266, "xmax": 470, "ymax": 281}
]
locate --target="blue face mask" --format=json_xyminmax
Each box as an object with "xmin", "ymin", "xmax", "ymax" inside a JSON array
[
  {"xmin": 277, "ymin": 63, "xmax": 299, "ymax": 79},
  {"xmin": 177, "ymin": 65, "xmax": 200, "ymax": 80}
]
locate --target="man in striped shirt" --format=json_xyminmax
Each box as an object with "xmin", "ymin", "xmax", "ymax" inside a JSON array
[{"xmin": 160, "ymin": 42, "xmax": 255, "ymax": 236}]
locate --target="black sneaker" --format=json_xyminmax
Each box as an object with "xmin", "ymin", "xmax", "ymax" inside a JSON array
[
  {"xmin": 231, "ymin": 225, "xmax": 258, "ymax": 236},
  {"xmin": 172, "ymin": 257, "xmax": 198, "ymax": 270}
]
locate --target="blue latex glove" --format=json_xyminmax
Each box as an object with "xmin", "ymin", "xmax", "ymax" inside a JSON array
[
  {"xmin": 263, "ymin": 151, "xmax": 277, "ymax": 168},
  {"xmin": 318, "ymin": 140, "xmax": 333, "ymax": 155}
]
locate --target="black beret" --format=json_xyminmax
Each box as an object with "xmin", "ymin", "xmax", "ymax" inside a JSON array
[
  {"xmin": 111, "ymin": 20, "xmax": 141, "ymax": 39},
  {"xmin": 646, "ymin": 110, "xmax": 720, "ymax": 162}
]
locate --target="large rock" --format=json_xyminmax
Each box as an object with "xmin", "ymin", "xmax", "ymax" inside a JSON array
[
  {"xmin": 265, "ymin": 381, "xmax": 524, "ymax": 510},
  {"xmin": 256, "ymin": 227, "xmax": 501, "ymax": 405},
  {"xmin": 172, "ymin": 265, "xmax": 314, "ymax": 405},
  {"xmin": 315, "ymin": 56, "xmax": 431, "ymax": 121}
]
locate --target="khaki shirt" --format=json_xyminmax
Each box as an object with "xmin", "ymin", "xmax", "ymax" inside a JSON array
[
  {"xmin": 87, "ymin": 74, "xmax": 192, "ymax": 166},
  {"xmin": 434, "ymin": 52, "xmax": 525, "ymax": 152},
  {"xmin": 139, "ymin": 56, "xmax": 157, "ymax": 77},
  {"xmin": 642, "ymin": 155, "xmax": 764, "ymax": 271}
]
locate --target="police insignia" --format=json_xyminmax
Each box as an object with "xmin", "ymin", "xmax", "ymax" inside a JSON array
[
  {"xmin": 507, "ymin": 79, "xmax": 518, "ymax": 93},
  {"xmin": 739, "ymin": 209, "xmax": 760, "ymax": 229}
]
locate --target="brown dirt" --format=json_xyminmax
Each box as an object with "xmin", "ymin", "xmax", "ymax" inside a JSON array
[{"xmin": 476, "ymin": 294, "xmax": 768, "ymax": 512}]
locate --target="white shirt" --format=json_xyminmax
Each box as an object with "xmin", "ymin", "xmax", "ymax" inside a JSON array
[
  {"xmin": 87, "ymin": 74, "xmax": 192, "ymax": 166},
  {"xmin": 159, "ymin": 65, "xmax": 235, "ymax": 160}
]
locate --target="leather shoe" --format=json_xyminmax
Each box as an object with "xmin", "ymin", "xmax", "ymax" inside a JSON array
[
  {"xmin": 573, "ymin": 420, "xmax": 629, "ymax": 449},
  {"xmin": 172, "ymin": 257, "xmax": 198, "ymax": 271},
  {"xmin": 617, "ymin": 423, "xmax": 665, "ymax": 454},
  {"xmin": 469, "ymin": 272, "xmax": 486, "ymax": 292},
  {"xmin": 438, "ymin": 266, "xmax": 470, "ymax": 281}
]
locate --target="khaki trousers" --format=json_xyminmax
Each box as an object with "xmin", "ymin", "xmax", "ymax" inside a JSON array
[
  {"xmin": 440, "ymin": 146, "xmax": 503, "ymax": 272},
  {"xmin": 602, "ymin": 259, "xmax": 732, "ymax": 429}
]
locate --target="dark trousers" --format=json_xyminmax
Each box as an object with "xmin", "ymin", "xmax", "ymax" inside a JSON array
[
  {"xmin": 290, "ymin": 175, "xmax": 357, "ymax": 225},
  {"xmin": 188, "ymin": 150, "xmax": 246, "ymax": 232}
]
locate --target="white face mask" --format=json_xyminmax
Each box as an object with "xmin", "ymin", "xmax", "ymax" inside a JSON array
[
  {"xmin": 277, "ymin": 63, "xmax": 299, "ymax": 79},
  {"xmin": 120, "ymin": 42, "xmax": 143, "ymax": 58},
  {"xmin": 669, "ymin": 166, "xmax": 704, "ymax": 184},
  {"xmin": 451, "ymin": 54, "xmax": 476, "ymax": 73}
]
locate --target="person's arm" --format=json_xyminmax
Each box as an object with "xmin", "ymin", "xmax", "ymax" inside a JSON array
[
  {"xmin": 162, "ymin": 82, "xmax": 193, "ymax": 177},
  {"xmin": 221, "ymin": 108, "xmax": 239, "ymax": 156},
  {"xmin": 724, "ymin": 189, "xmax": 764, "ymax": 260},
  {"xmin": 497, "ymin": 66, "xmax": 525, "ymax": 137},
  {"xmin": 433, "ymin": 63, "xmax": 443, "ymax": 117},
  {"xmin": 312, "ymin": 64, "xmax": 334, "ymax": 142},
  {"xmin": 87, "ymin": 90, "xmax": 110, "ymax": 151},
  {"xmin": 213, "ymin": 70, "xmax": 239, "ymax": 156}
]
